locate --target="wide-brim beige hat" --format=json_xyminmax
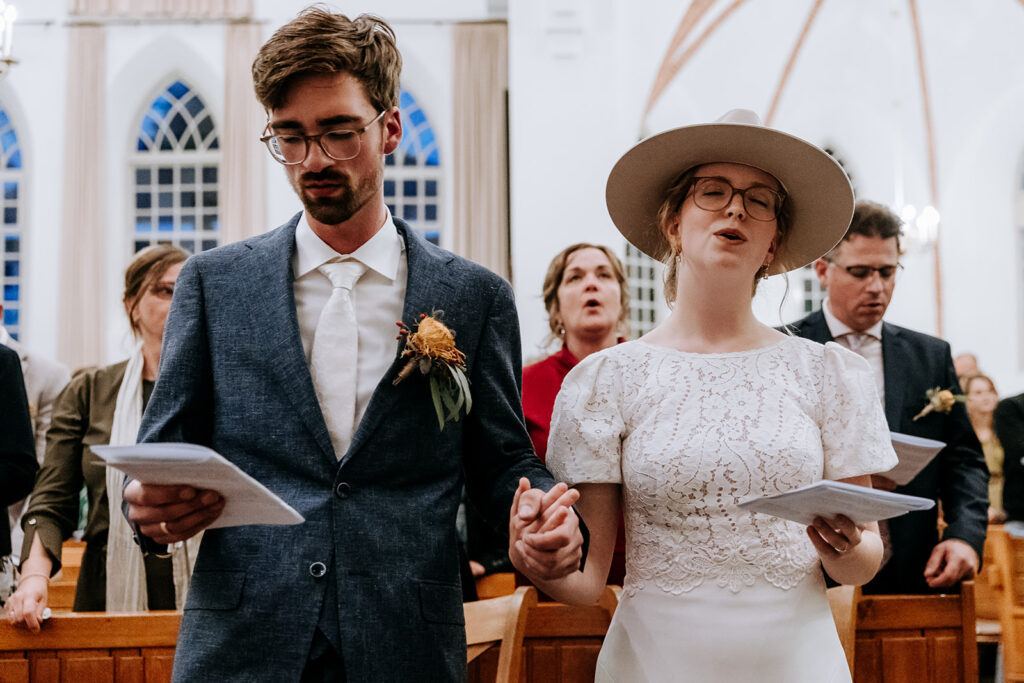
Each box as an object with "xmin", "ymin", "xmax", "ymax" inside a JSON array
[{"xmin": 605, "ymin": 109, "xmax": 854, "ymax": 276}]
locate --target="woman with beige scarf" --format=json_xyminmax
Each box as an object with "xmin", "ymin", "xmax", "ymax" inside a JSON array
[{"xmin": 5, "ymin": 245, "xmax": 198, "ymax": 631}]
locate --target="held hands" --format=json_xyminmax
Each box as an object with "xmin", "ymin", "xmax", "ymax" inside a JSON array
[
  {"xmin": 508, "ymin": 478, "xmax": 583, "ymax": 581},
  {"xmin": 924, "ymin": 538, "xmax": 979, "ymax": 588},
  {"xmin": 123, "ymin": 480, "xmax": 225, "ymax": 544}
]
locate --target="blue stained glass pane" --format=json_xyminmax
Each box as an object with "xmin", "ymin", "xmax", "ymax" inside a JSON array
[
  {"xmin": 135, "ymin": 219, "xmax": 152, "ymax": 232},
  {"xmin": 134, "ymin": 240, "xmax": 150, "ymax": 253},
  {"xmin": 4, "ymin": 260, "xmax": 17, "ymax": 276},
  {"xmin": 3, "ymin": 208, "xmax": 14, "ymax": 224},
  {"xmin": 150, "ymin": 96, "xmax": 172, "ymax": 118},
  {"xmin": 158, "ymin": 216, "xmax": 174, "ymax": 231},
  {"xmin": 387, "ymin": 204, "xmax": 396, "ymax": 214},
  {"xmin": 158, "ymin": 168, "xmax": 173, "ymax": 185},
  {"xmin": 403, "ymin": 205, "xmax": 417, "ymax": 221},
  {"xmin": 400, "ymin": 91, "xmax": 413, "ymax": 109},
  {"xmin": 203, "ymin": 191, "xmax": 217, "ymax": 208},
  {"xmin": 4, "ymin": 284, "xmax": 17, "ymax": 301},
  {"xmin": 1, "ymin": 130, "xmax": 16, "ymax": 153},
  {"xmin": 4, "ymin": 181, "xmax": 16, "ymax": 199},
  {"xmin": 383, "ymin": 180, "xmax": 395, "ymax": 197},
  {"xmin": 203, "ymin": 215, "xmax": 219, "ymax": 231},
  {"xmin": 409, "ymin": 109, "xmax": 426, "ymax": 127},
  {"xmin": 425, "ymin": 231, "xmax": 440, "ymax": 245},
  {"xmin": 420, "ymin": 129, "xmax": 435, "ymax": 147},
  {"xmin": 180, "ymin": 240, "xmax": 195, "ymax": 253},
  {"xmin": 136, "ymin": 193, "xmax": 151, "ymax": 209},
  {"xmin": 425, "ymin": 205, "xmax": 437, "ymax": 221},
  {"xmin": 426, "ymin": 149, "xmax": 439, "ymax": 167},
  {"xmin": 181, "ymin": 192, "xmax": 195, "ymax": 208},
  {"xmin": 183, "ymin": 135, "xmax": 196, "ymax": 151},
  {"xmin": 7, "ymin": 150, "xmax": 20, "ymax": 168},
  {"xmin": 202, "ymin": 167, "xmax": 217, "ymax": 183},
  {"xmin": 5, "ymin": 236, "xmax": 17, "ymax": 252},
  {"xmin": 169, "ymin": 113, "xmax": 187, "ymax": 140},
  {"xmin": 168, "ymin": 81, "xmax": 189, "ymax": 99},
  {"xmin": 209, "ymin": 137, "xmax": 218, "ymax": 150},
  {"xmin": 160, "ymin": 137, "xmax": 173, "ymax": 151},
  {"xmin": 181, "ymin": 168, "xmax": 195, "ymax": 184},
  {"xmin": 181, "ymin": 216, "xmax": 195, "ymax": 232},
  {"xmin": 184, "ymin": 96, "xmax": 203, "ymax": 117},
  {"xmin": 425, "ymin": 180, "xmax": 437, "ymax": 197},
  {"xmin": 158, "ymin": 192, "xmax": 173, "ymax": 208},
  {"xmin": 135, "ymin": 169, "xmax": 151, "ymax": 185},
  {"xmin": 201, "ymin": 239, "xmax": 218, "ymax": 251},
  {"xmin": 137, "ymin": 138, "xmax": 148, "ymax": 151},
  {"xmin": 385, "ymin": 155, "xmax": 395, "ymax": 167},
  {"xmin": 2, "ymin": 307, "xmax": 15, "ymax": 325},
  {"xmin": 403, "ymin": 180, "xmax": 417, "ymax": 197},
  {"xmin": 0, "ymin": 111, "xmax": 8, "ymax": 128},
  {"xmin": 197, "ymin": 117, "xmax": 213, "ymax": 141},
  {"xmin": 141, "ymin": 115, "xmax": 159, "ymax": 141},
  {"xmin": 403, "ymin": 153, "xmax": 417, "ymax": 167}
]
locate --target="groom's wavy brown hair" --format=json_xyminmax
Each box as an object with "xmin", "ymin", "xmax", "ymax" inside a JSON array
[{"xmin": 252, "ymin": 5, "xmax": 402, "ymax": 113}]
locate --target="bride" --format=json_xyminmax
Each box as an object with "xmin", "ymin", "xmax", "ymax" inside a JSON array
[{"xmin": 510, "ymin": 110, "xmax": 898, "ymax": 682}]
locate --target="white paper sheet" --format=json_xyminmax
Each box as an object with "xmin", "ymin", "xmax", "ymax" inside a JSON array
[
  {"xmin": 882, "ymin": 432, "xmax": 946, "ymax": 486},
  {"xmin": 93, "ymin": 443, "xmax": 304, "ymax": 528},
  {"xmin": 737, "ymin": 480, "xmax": 935, "ymax": 526}
]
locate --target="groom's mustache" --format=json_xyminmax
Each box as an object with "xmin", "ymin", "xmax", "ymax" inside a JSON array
[{"xmin": 300, "ymin": 170, "xmax": 348, "ymax": 185}]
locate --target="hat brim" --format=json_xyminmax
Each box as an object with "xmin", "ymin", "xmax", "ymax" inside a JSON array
[{"xmin": 605, "ymin": 122, "xmax": 854, "ymax": 276}]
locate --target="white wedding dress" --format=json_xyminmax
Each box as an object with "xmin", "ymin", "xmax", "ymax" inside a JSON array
[{"xmin": 547, "ymin": 337, "xmax": 897, "ymax": 683}]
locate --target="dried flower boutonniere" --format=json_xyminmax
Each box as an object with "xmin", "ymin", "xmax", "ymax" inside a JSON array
[
  {"xmin": 392, "ymin": 313, "xmax": 472, "ymax": 429},
  {"xmin": 912, "ymin": 386, "xmax": 965, "ymax": 421}
]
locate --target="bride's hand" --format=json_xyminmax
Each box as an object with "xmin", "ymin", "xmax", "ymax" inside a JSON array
[
  {"xmin": 807, "ymin": 514, "xmax": 863, "ymax": 560},
  {"xmin": 5, "ymin": 574, "xmax": 50, "ymax": 633}
]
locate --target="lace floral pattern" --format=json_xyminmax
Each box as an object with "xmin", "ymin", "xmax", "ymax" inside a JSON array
[{"xmin": 548, "ymin": 337, "xmax": 896, "ymax": 597}]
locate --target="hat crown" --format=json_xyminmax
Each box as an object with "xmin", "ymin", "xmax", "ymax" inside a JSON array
[{"xmin": 716, "ymin": 108, "xmax": 763, "ymax": 126}]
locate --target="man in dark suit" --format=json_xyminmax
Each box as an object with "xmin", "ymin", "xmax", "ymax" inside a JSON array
[
  {"xmin": 121, "ymin": 9, "xmax": 583, "ymax": 681},
  {"xmin": 1, "ymin": 345, "xmax": 37, "ymax": 564},
  {"xmin": 996, "ymin": 393, "xmax": 1024, "ymax": 532},
  {"xmin": 787, "ymin": 200, "xmax": 987, "ymax": 595}
]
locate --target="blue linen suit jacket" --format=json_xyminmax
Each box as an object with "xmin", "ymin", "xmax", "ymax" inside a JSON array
[
  {"xmin": 136, "ymin": 215, "xmax": 561, "ymax": 681},
  {"xmin": 786, "ymin": 310, "xmax": 988, "ymax": 594}
]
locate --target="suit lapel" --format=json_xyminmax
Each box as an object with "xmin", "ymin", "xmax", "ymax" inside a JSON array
[
  {"xmin": 801, "ymin": 309, "xmax": 833, "ymax": 345},
  {"xmin": 343, "ymin": 221, "xmax": 454, "ymax": 464},
  {"xmin": 881, "ymin": 322, "xmax": 906, "ymax": 429},
  {"xmin": 243, "ymin": 216, "xmax": 337, "ymax": 464}
]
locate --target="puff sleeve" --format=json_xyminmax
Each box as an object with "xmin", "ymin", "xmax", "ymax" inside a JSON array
[
  {"xmin": 819, "ymin": 342, "xmax": 898, "ymax": 480},
  {"xmin": 546, "ymin": 352, "xmax": 625, "ymax": 485}
]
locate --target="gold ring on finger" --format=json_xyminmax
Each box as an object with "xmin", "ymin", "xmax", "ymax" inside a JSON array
[{"xmin": 160, "ymin": 521, "xmax": 170, "ymax": 535}]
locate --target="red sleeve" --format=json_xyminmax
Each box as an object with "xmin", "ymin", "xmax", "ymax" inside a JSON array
[{"xmin": 521, "ymin": 356, "xmax": 565, "ymax": 462}]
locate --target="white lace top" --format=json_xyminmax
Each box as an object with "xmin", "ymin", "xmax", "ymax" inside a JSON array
[{"xmin": 547, "ymin": 336, "xmax": 897, "ymax": 596}]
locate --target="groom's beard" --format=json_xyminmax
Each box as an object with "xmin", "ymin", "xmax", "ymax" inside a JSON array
[{"xmin": 294, "ymin": 167, "xmax": 380, "ymax": 226}]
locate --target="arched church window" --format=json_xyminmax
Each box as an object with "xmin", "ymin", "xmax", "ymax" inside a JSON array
[
  {"xmin": 384, "ymin": 89, "xmax": 441, "ymax": 245},
  {"xmin": 131, "ymin": 80, "xmax": 220, "ymax": 254},
  {"xmin": 0, "ymin": 102, "xmax": 22, "ymax": 339}
]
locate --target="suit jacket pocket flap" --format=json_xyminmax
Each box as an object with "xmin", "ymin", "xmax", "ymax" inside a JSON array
[
  {"xmin": 417, "ymin": 580, "xmax": 465, "ymax": 625},
  {"xmin": 185, "ymin": 570, "xmax": 246, "ymax": 611}
]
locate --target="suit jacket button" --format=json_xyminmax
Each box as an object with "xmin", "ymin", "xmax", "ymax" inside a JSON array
[
  {"xmin": 334, "ymin": 482, "xmax": 351, "ymax": 499},
  {"xmin": 309, "ymin": 562, "xmax": 327, "ymax": 578}
]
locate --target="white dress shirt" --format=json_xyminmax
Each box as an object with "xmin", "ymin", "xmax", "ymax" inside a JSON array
[
  {"xmin": 822, "ymin": 298, "xmax": 885, "ymax": 407},
  {"xmin": 293, "ymin": 210, "xmax": 407, "ymax": 434}
]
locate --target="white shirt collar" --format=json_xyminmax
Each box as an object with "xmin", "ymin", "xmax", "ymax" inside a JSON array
[
  {"xmin": 822, "ymin": 297, "xmax": 883, "ymax": 340},
  {"xmin": 294, "ymin": 209, "xmax": 403, "ymax": 281}
]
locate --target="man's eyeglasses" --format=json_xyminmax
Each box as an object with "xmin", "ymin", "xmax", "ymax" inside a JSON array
[
  {"xmin": 260, "ymin": 110, "xmax": 386, "ymax": 165},
  {"xmin": 830, "ymin": 262, "xmax": 903, "ymax": 280},
  {"xmin": 689, "ymin": 176, "xmax": 785, "ymax": 222}
]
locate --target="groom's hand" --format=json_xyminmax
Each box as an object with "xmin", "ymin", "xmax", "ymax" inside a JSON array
[
  {"xmin": 124, "ymin": 480, "xmax": 225, "ymax": 544},
  {"xmin": 509, "ymin": 478, "xmax": 583, "ymax": 580}
]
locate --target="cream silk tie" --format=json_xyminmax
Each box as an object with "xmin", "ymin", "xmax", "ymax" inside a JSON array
[{"xmin": 310, "ymin": 259, "xmax": 366, "ymax": 459}]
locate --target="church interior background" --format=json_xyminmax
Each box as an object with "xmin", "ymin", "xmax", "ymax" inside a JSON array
[{"xmin": 5, "ymin": 0, "xmax": 1024, "ymax": 395}]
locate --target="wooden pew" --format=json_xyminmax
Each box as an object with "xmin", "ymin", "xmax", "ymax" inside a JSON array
[
  {"xmin": 852, "ymin": 581, "xmax": 978, "ymax": 683},
  {"xmin": 47, "ymin": 540, "xmax": 86, "ymax": 613},
  {"xmin": 0, "ymin": 611, "xmax": 180, "ymax": 682},
  {"xmin": 465, "ymin": 587, "xmax": 536, "ymax": 683},
  {"xmin": 992, "ymin": 527, "xmax": 1024, "ymax": 682}
]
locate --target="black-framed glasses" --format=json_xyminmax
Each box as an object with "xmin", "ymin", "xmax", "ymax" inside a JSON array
[
  {"xmin": 690, "ymin": 176, "xmax": 785, "ymax": 222},
  {"xmin": 830, "ymin": 262, "xmax": 903, "ymax": 280},
  {"xmin": 259, "ymin": 110, "xmax": 386, "ymax": 165}
]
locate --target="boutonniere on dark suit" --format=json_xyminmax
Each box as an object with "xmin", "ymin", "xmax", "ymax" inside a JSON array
[
  {"xmin": 393, "ymin": 313, "xmax": 472, "ymax": 429},
  {"xmin": 913, "ymin": 386, "xmax": 966, "ymax": 421}
]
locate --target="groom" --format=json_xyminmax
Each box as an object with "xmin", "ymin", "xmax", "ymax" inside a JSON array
[{"xmin": 122, "ymin": 8, "xmax": 583, "ymax": 681}]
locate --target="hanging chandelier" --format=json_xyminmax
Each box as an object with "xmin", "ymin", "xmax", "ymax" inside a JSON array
[{"xmin": 0, "ymin": 1, "xmax": 17, "ymax": 81}]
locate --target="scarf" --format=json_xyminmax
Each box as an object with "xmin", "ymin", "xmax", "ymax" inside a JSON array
[{"xmin": 105, "ymin": 341, "xmax": 201, "ymax": 611}]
